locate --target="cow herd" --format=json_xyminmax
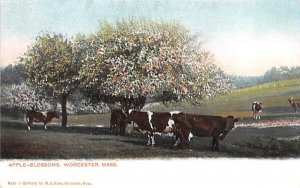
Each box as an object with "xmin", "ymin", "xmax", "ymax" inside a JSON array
[
  {"xmin": 109, "ymin": 109, "xmax": 239, "ymax": 151},
  {"xmin": 24, "ymin": 97, "xmax": 299, "ymax": 151},
  {"xmin": 251, "ymin": 97, "xmax": 300, "ymax": 119}
]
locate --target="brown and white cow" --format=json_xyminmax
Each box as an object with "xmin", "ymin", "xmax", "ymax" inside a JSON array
[
  {"xmin": 25, "ymin": 110, "xmax": 59, "ymax": 130},
  {"xmin": 252, "ymin": 101, "xmax": 262, "ymax": 119},
  {"xmin": 288, "ymin": 97, "xmax": 300, "ymax": 112},
  {"xmin": 125, "ymin": 110, "xmax": 181, "ymax": 146},
  {"xmin": 110, "ymin": 109, "xmax": 127, "ymax": 136},
  {"xmin": 171, "ymin": 113, "xmax": 239, "ymax": 151}
]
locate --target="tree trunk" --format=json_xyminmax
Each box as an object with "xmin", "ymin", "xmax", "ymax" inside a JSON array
[{"xmin": 61, "ymin": 94, "xmax": 68, "ymax": 128}]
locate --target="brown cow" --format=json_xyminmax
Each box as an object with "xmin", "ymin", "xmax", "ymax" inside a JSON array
[
  {"xmin": 172, "ymin": 113, "xmax": 239, "ymax": 151},
  {"xmin": 288, "ymin": 97, "xmax": 300, "ymax": 112},
  {"xmin": 25, "ymin": 110, "xmax": 59, "ymax": 130},
  {"xmin": 125, "ymin": 110, "xmax": 181, "ymax": 146},
  {"xmin": 110, "ymin": 109, "xmax": 127, "ymax": 136}
]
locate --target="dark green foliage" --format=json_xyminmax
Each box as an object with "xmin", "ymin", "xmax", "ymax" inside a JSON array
[{"xmin": 1, "ymin": 63, "xmax": 25, "ymax": 85}]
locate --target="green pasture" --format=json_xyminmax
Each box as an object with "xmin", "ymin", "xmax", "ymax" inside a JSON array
[
  {"xmin": 145, "ymin": 78, "xmax": 300, "ymax": 118},
  {"xmin": 229, "ymin": 78, "xmax": 300, "ymax": 99}
]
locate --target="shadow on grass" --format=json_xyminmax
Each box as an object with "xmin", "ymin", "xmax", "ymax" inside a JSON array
[
  {"xmin": 2, "ymin": 119, "xmax": 299, "ymax": 159},
  {"xmin": 1, "ymin": 119, "xmax": 112, "ymax": 135}
]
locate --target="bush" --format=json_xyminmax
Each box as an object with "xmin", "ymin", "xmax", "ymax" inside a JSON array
[{"xmin": 1, "ymin": 106, "xmax": 24, "ymax": 119}]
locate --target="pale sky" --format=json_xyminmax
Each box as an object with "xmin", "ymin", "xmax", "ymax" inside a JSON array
[{"xmin": 1, "ymin": 0, "xmax": 300, "ymax": 76}]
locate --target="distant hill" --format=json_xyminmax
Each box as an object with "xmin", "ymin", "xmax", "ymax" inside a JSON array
[
  {"xmin": 229, "ymin": 75, "xmax": 262, "ymax": 88},
  {"xmin": 230, "ymin": 66, "xmax": 300, "ymax": 89}
]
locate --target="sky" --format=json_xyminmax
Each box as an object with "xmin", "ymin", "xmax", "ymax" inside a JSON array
[{"xmin": 1, "ymin": 0, "xmax": 300, "ymax": 76}]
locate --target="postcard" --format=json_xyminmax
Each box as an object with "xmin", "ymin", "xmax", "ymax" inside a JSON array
[{"xmin": 1, "ymin": 0, "xmax": 299, "ymax": 187}]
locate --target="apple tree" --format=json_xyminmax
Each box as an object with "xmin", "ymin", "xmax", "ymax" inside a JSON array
[
  {"xmin": 79, "ymin": 20, "xmax": 230, "ymax": 110},
  {"xmin": 20, "ymin": 33, "xmax": 88, "ymax": 127}
]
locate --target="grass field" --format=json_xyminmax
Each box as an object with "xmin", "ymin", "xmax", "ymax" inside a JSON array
[
  {"xmin": 144, "ymin": 78, "xmax": 300, "ymax": 118},
  {"xmin": 1, "ymin": 116, "xmax": 300, "ymax": 159}
]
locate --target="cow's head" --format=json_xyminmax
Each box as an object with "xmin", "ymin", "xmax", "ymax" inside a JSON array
[
  {"xmin": 253, "ymin": 102, "xmax": 262, "ymax": 111},
  {"xmin": 219, "ymin": 116, "xmax": 239, "ymax": 140},
  {"xmin": 170, "ymin": 112, "xmax": 183, "ymax": 122},
  {"xmin": 124, "ymin": 109, "xmax": 136, "ymax": 123},
  {"xmin": 225, "ymin": 115, "xmax": 239, "ymax": 131}
]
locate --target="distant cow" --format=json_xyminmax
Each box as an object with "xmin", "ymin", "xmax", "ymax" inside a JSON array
[
  {"xmin": 125, "ymin": 110, "xmax": 181, "ymax": 146},
  {"xmin": 288, "ymin": 97, "xmax": 300, "ymax": 112},
  {"xmin": 110, "ymin": 109, "xmax": 127, "ymax": 136},
  {"xmin": 25, "ymin": 110, "xmax": 59, "ymax": 130},
  {"xmin": 252, "ymin": 101, "xmax": 262, "ymax": 119},
  {"xmin": 171, "ymin": 113, "xmax": 239, "ymax": 151}
]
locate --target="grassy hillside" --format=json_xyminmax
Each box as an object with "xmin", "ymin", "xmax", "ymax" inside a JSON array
[{"xmin": 145, "ymin": 78, "xmax": 300, "ymax": 118}]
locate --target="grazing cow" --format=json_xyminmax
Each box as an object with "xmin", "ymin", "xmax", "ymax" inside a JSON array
[
  {"xmin": 288, "ymin": 97, "xmax": 300, "ymax": 112},
  {"xmin": 125, "ymin": 110, "xmax": 181, "ymax": 146},
  {"xmin": 110, "ymin": 109, "xmax": 127, "ymax": 136},
  {"xmin": 252, "ymin": 101, "xmax": 262, "ymax": 119},
  {"xmin": 25, "ymin": 110, "xmax": 59, "ymax": 130},
  {"xmin": 171, "ymin": 113, "xmax": 239, "ymax": 151}
]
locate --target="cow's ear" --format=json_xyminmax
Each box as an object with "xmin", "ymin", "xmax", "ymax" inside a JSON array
[{"xmin": 234, "ymin": 118, "xmax": 239, "ymax": 122}]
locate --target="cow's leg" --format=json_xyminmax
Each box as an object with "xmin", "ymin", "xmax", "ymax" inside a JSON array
[
  {"xmin": 172, "ymin": 131, "xmax": 179, "ymax": 146},
  {"xmin": 188, "ymin": 132, "xmax": 193, "ymax": 141},
  {"xmin": 173, "ymin": 139, "xmax": 180, "ymax": 147},
  {"xmin": 173, "ymin": 131, "xmax": 180, "ymax": 147},
  {"xmin": 146, "ymin": 132, "xmax": 155, "ymax": 146},
  {"xmin": 182, "ymin": 137, "xmax": 190, "ymax": 150},
  {"xmin": 212, "ymin": 137, "xmax": 218, "ymax": 151},
  {"xmin": 150, "ymin": 133, "xmax": 155, "ymax": 146},
  {"xmin": 112, "ymin": 124, "xmax": 119, "ymax": 135},
  {"xmin": 119, "ymin": 125, "xmax": 123, "ymax": 136},
  {"xmin": 44, "ymin": 123, "xmax": 47, "ymax": 130},
  {"xmin": 147, "ymin": 134, "xmax": 151, "ymax": 146},
  {"xmin": 27, "ymin": 119, "xmax": 33, "ymax": 130},
  {"xmin": 173, "ymin": 135, "xmax": 181, "ymax": 147},
  {"xmin": 215, "ymin": 139, "xmax": 220, "ymax": 151},
  {"xmin": 109, "ymin": 123, "xmax": 113, "ymax": 133},
  {"xmin": 120, "ymin": 123, "xmax": 126, "ymax": 136},
  {"xmin": 177, "ymin": 130, "xmax": 190, "ymax": 149},
  {"xmin": 110, "ymin": 122, "xmax": 117, "ymax": 135},
  {"xmin": 116, "ymin": 125, "xmax": 120, "ymax": 136}
]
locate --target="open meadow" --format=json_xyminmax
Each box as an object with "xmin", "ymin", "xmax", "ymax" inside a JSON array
[{"xmin": 1, "ymin": 79, "xmax": 300, "ymax": 159}]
